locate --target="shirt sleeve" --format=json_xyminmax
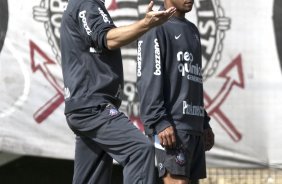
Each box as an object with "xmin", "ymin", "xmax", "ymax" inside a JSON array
[
  {"xmin": 77, "ymin": 1, "xmax": 116, "ymax": 50},
  {"xmin": 136, "ymin": 27, "xmax": 171, "ymax": 135}
]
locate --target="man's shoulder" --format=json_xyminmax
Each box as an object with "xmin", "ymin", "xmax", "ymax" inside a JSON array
[{"xmin": 186, "ymin": 20, "xmax": 199, "ymax": 32}]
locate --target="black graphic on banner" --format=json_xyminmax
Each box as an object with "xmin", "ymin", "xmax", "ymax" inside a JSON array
[
  {"xmin": 0, "ymin": 0, "xmax": 9, "ymax": 54},
  {"xmin": 273, "ymin": 0, "xmax": 282, "ymax": 73}
]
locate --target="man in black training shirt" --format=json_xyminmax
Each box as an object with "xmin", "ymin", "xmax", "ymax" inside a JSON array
[
  {"xmin": 60, "ymin": 0, "xmax": 176, "ymax": 183},
  {"xmin": 136, "ymin": 0, "xmax": 214, "ymax": 183}
]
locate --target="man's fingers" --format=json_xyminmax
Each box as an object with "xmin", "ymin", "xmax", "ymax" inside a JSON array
[
  {"xmin": 168, "ymin": 11, "xmax": 176, "ymax": 19},
  {"xmin": 163, "ymin": 139, "xmax": 168, "ymax": 147},
  {"xmin": 159, "ymin": 132, "xmax": 169, "ymax": 147},
  {"xmin": 165, "ymin": 7, "xmax": 176, "ymax": 14},
  {"xmin": 158, "ymin": 126, "xmax": 177, "ymax": 148},
  {"xmin": 171, "ymin": 132, "xmax": 176, "ymax": 148},
  {"xmin": 164, "ymin": 129, "xmax": 176, "ymax": 148},
  {"xmin": 158, "ymin": 134, "xmax": 164, "ymax": 146},
  {"xmin": 146, "ymin": 1, "xmax": 154, "ymax": 13},
  {"xmin": 144, "ymin": 6, "xmax": 176, "ymax": 27},
  {"xmin": 165, "ymin": 133, "xmax": 172, "ymax": 148},
  {"xmin": 158, "ymin": 132, "xmax": 170, "ymax": 147},
  {"xmin": 151, "ymin": 8, "xmax": 176, "ymax": 18}
]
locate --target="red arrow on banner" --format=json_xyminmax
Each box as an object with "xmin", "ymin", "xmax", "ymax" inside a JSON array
[
  {"xmin": 206, "ymin": 54, "xmax": 244, "ymax": 112},
  {"xmin": 107, "ymin": 0, "xmax": 118, "ymax": 10},
  {"xmin": 204, "ymin": 54, "xmax": 244, "ymax": 142},
  {"xmin": 30, "ymin": 40, "xmax": 64, "ymax": 123}
]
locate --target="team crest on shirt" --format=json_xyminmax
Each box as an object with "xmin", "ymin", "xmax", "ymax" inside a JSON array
[
  {"xmin": 159, "ymin": 163, "xmax": 164, "ymax": 171},
  {"xmin": 175, "ymin": 149, "xmax": 186, "ymax": 166},
  {"xmin": 109, "ymin": 107, "xmax": 119, "ymax": 116}
]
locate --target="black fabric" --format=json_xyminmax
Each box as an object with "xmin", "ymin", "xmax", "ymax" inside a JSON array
[
  {"xmin": 154, "ymin": 130, "xmax": 206, "ymax": 180},
  {"xmin": 137, "ymin": 15, "xmax": 205, "ymax": 135},
  {"xmin": 60, "ymin": 0, "xmax": 123, "ymax": 114},
  {"xmin": 66, "ymin": 105, "xmax": 156, "ymax": 184}
]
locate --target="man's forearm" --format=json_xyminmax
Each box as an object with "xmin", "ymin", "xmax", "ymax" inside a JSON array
[
  {"xmin": 106, "ymin": 19, "xmax": 150, "ymax": 50},
  {"xmin": 106, "ymin": 3, "xmax": 176, "ymax": 50}
]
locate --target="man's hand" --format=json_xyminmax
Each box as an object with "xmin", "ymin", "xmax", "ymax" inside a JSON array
[
  {"xmin": 106, "ymin": 1, "xmax": 175, "ymax": 49},
  {"xmin": 143, "ymin": 1, "xmax": 176, "ymax": 28},
  {"xmin": 204, "ymin": 128, "xmax": 214, "ymax": 151},
  {"xmin": 158, "ymin": 126, "xmax": 176, "ymax": 149}
]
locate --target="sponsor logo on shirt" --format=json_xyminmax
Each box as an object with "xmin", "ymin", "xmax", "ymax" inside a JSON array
[
  {"xmin": 137, "ymin": 40, "xmax": 143, "ymax": 77},
  {"xmin": 89, "ymin": 47, "xmax": 101, "ymax": 53},
  {"xmin": 154, "ymin": 38, "xmax": 161, "ymax": 76},
  {"xmin": 177, "ymin": 51, "xmax": 194, "ymax": 62},
  {"xmin": 183, "ymin": 100, "xmax": 204, "ymax": 117},
  {"xmin": 90, "ymin": 47, "xmax": 96, "ymax": 53},
  {"xmin": 98, "ymin": 7, "xmax": 111, "ymax": 23},
  {"xmin": 79, "ymin": 10, "xmax": 92, "ymax": 35},
  {"xmin": 177, "ymin": 51, "xmax": 203, "ymax": 83},
  {"xmin": 175, "ymin": 34, "xmax": 181, "ymax": 40}
]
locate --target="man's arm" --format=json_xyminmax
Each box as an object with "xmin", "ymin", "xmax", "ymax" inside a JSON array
[
  {"xmin": 136, "ymin": 26, "xmax": 176, "ymax": 149},
  {"xmin": 106, "ymin": 1, "xmax": 175, "ymax": 50},
  {"xmin": 137, "ymin": 29, "xmax": 170, "ymax": 135}
]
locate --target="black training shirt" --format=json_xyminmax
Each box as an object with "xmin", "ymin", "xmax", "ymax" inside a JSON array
[
  {"xmin": 137, "ymin": 14, "xmax": 205, "ymax": 135},
  {"xmin": 60, "ymin": 0, "xmax": 123, "ymax": 114}
]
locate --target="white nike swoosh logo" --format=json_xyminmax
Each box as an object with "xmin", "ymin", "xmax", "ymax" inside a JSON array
[{"xmin": 175, "ymin": 34, "xmax": 181, "ymax": 39}]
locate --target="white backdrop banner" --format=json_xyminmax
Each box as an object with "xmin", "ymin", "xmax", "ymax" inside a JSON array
[{"xmin": 1, "ymin": 0, "xmax": 282, "ymax": 168}]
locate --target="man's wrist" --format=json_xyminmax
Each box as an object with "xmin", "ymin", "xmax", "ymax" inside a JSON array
[
  {"xmin": 154, "ymin": 120, "xmax": 172, "ymax": 134},
  {"xmin": 139, "ymin": 18, "xmax": 151, "ymax": 31}
]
